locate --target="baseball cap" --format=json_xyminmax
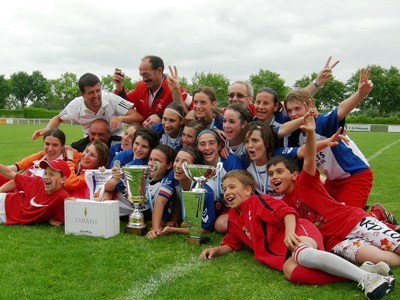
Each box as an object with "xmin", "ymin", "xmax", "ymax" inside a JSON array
[{"xmin": 39, "ymin": 159, "xmax": 71, "ymax": 178}]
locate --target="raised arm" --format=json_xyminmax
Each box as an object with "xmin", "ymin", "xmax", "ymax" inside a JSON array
[
  {"xmin": 167, "ymin": 65, "xmax": 189, "ymax": 114},
  {"xmin": 337, "ymin": 68, "xmax": 373, "ymax": 121},
  {"xmin": 112, "ymin": 68, "xmax": 125, "ymax": 93},
  {"xmin": 32, "ymin": 115, "xmax": 63, "ymax": 140},
  {"xmin": 277, "ymin": 104, "xmax": 317, "ymax": 138},
  {"xmin": 304, "ymin": 56, "xmax": 340, "ymax": 97},
  {"xmin": 300, "ymin": 102, "xmax": 317, "ymax": 175}
]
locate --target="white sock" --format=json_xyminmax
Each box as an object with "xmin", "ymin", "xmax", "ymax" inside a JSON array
[{"xmin": 294, "ymin": 243, "xmax": 367, "ymax": 282}]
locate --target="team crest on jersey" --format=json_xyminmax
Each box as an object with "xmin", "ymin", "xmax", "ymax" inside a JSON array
[
  {"xmin": 295, "ymin": 198, "xmax": 327, "ymax": 226},
  {"xmin": 157, "ymin": 103, "xmax": 163, "ymax": 110}
]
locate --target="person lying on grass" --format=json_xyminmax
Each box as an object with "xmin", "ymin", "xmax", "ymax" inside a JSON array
[
  {"xmin": 0, "ymin": 159, "xmax": 70, "ymax": 227},
  {"xmin": 199, "ymin": 170, "xmax": 394, "ymax": 299}
]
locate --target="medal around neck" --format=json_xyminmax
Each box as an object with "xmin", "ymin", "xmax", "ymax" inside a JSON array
[
  {"xmin": 181, "ymin": 162, "xmax": 223, "ymax": 245},
  {"xmin": 122, "ymin": 162, "xmax": 160, "ymax": 235}
]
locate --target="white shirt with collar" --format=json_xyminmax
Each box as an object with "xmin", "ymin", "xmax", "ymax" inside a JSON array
[{"xmin": 58, "ymin": 90, "xmax": 133, "ymax": 136}]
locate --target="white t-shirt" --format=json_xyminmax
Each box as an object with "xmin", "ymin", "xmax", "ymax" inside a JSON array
[{"xmin": 58, "ymin": 90, "xmax": 133, "ymax": 136}]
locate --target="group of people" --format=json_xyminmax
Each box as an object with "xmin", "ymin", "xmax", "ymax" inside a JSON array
[{"xmin": 1, "ymin": 55, "xmax": 399, "ymax": 299}]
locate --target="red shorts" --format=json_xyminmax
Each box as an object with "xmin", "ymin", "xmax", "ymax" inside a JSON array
[
  {"xmin": 296, "ymin": 219, "xmax": 325, "ymax": 250},
  {"xmin": 324, "ymin": 168, "xmax": 373, "ymax": 209}
]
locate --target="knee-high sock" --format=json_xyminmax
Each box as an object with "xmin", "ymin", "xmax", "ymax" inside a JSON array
[{"xmin": 294, "ymin": 243, "xmax": 368, "ymax": 282}]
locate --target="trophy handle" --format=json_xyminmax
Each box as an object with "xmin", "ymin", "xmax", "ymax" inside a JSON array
[
  {"xmin": 213, "ymin": 162, "xmax": 223, "ymax": 179},
  {"xmin": 182, "ymin": 162, "xmax": 192, "ymax": 180},
  {"xmin": 148, "ymin": 161, "xmax": 161, "ymax": 184}
]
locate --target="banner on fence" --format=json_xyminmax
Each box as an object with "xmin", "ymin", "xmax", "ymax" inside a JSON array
[
  {"xmin": 346, "ymin": 124, "xmax": 371, "ymax": 132},
  {"xmin": 388, "ymin": 125, "xmax": 400, "ymax": 133}
]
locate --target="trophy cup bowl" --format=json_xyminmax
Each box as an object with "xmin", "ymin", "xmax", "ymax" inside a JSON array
[
  {"xmin": 122, "ymin": 165, "xmax": 152, "ymax": 235},
  {"xmin": 181, "ymin": 162, "xmax": 223, "ymax": 245}
]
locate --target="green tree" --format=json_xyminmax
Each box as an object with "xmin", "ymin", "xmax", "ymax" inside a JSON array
[
  {"xmin": 346, "ymin": 65, "xmax": 400, "ymax": 116},
  {"xmin": 30, "ymin": 71, "xmax": 50, "ymax": 102},
  {"xmin": 294, "ymin": 73, "xmax": 346, "ymax": 111},
  {"xmin": 10, "ymin": 71, "xmax": 32, "ymax": 108},
  {"xmin": 179, "ymin": 76, "xmax": 190, "ymax": 91},
  {"xmin": 0, "ymin": 75, "xmax": 11, "ymax": 109},
  {"xmin": 385, "ymin": 66, "xmax": 400, "ymax": 113},
  {"xmin": 189, "ymin": 72, "xmax": 230, "ymax": 107},
  {"xmin": 34, "ymin": 72, "xmax": 80, "ymax": 110},
  {"xmin": 101, "ymin": 74, "xmax": 137, "ymax": 92},
  {"xmin": 249, "ymin": 69, "xmax": 288, "ymax": 102},
  {"xmin": 9, "ymin": 71, "xmax": 49, "ymax": 108}
]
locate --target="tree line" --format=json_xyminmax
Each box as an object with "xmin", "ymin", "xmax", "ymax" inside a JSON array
[{"xmin": 0, "ymin": 65, "xmax": 399, "ymax": 116}]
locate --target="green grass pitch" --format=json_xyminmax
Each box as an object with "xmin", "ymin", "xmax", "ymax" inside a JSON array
[{"xmin": 0, "ymin": 124, "xmax": 399, "ymax": 299}]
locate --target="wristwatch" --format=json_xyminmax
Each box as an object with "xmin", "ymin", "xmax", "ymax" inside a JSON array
[{"xmin": 313, "ymin": 79, "xmax": 323, "ymax": 89}]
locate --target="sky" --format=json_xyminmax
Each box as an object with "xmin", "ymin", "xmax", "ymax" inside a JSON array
[{"xmin": 1, "ymin": 0, "xmax": 399, "ymax": 86}]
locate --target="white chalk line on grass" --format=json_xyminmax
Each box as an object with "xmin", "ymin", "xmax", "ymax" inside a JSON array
[
  {"xmin": 119, "ymin": 256, "xmax": 203, "ymax": 300},
  {"xmin": 367, "ymin": 139, "xmax": 400, "ymax": 162}
]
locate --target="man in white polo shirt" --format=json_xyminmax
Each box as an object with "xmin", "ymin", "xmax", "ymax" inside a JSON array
[{"xmin": 32, "ymin": 73, "xmax": 144, "ymax": 140}]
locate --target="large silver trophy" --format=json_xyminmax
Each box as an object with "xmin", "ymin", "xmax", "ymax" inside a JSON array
[
  {"xmin": 181, "ymin": 162, "xmax": 223, "ymax": 245},
  {"xmin": 122, "ymin": 164, "xmax": 157, "ymax": 235}
]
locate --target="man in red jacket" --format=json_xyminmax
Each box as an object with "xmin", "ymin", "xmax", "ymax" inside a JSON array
[{"xmin": 113, "ymin": 55, "xmax": 192, "ymax": 124}]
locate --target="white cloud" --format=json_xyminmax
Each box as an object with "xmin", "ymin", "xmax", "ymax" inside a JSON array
[{"xmin": 1, "ymin": 0, "xmax": 399, "ymax": 86}]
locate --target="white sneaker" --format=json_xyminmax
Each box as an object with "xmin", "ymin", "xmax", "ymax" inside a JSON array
[
  {"xmin": 358, "ymin": 273, "xmax": 392, "ymax": 300},
  {"xmin": 360, "ymin": 261, "xmax": 393, "ymax": 277}
]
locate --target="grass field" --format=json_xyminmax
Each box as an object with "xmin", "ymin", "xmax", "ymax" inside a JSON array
[{"xmin": 1, "ymin": 124, "xmax": 400, "ymax": 299}]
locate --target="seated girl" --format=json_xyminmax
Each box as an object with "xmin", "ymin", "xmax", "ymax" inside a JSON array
[
  {"xmin": 196, "ymin": 129, "xmax": 245, "ymax": 234},
  {"xmin": 64, "ymin": 140, "xmax": 109, "ymax": 198},
  {"xmin": 147, "ymin": 148, "xmax": 216, "ymax": 238}
]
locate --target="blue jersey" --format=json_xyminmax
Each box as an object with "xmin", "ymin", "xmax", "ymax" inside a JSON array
[
  {"xmin": 158, "ymin": 171, "xmax": 216, "ymax": 231},
  {"xmin": 152, "ymin": 123, "xmax": 183, "ymax": 152},
  {"xmin": 109, "ymin": 149, "xmax": 134, "ymax": 168},
  {"xmin": 285, "ymin": 108, "xmax": 369, "ymax": 180},
  {"xmin": 109, "ymin": 143, "xmax": 123, "ymax": 162},
  {"xmin": 225, "ymin": 141, "xmax": 249, "ymax": 169},
  {"xmin": 209, "ymin": 113, "xmax": 224, "ymax": 131}
]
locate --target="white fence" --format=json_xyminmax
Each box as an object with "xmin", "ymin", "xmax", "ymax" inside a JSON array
[
  {"xmin": 0, "ymin": 118, "xmax": 77, "ymax": 125},
  {"xmin": 346, "ymin": 124, "xmax": 400, "ymax": 133}
]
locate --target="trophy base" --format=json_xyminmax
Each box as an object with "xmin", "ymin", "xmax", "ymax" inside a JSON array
[
  {"xmin": 125, "ymin": 225, "xmax": 147, "ymax": 236},
  {"xmin": 185, "ymin": 236, "xmax": 210, "ymax": 246}
]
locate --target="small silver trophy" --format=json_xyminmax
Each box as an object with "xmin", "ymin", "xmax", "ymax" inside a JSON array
[
  {"xmin": 84, "ymin": 169, "xmax": 114, "ymax": 201},
  {"xmin": 122, "ymin": 162, "xmax": 160, "ymax": 235},
  {"xmin": 181, "ymin": 162, "xmax": 223, "ymax": 245}
]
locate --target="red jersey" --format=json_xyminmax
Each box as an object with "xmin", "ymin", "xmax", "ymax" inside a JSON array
[
  {"xmin": 5, "ymin": 174, "xmax": 69, "ymax": 225},
  {"xmin": 118, "ymin": 78, "xmax": 191, "ymax": 121},
  {"xmin": 282, "ymin": 170, "xmax": 369, "ymax": 251},
  {"xmin": 222, "ymin": 194, "xmax": 299, "ymax": 271}
]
